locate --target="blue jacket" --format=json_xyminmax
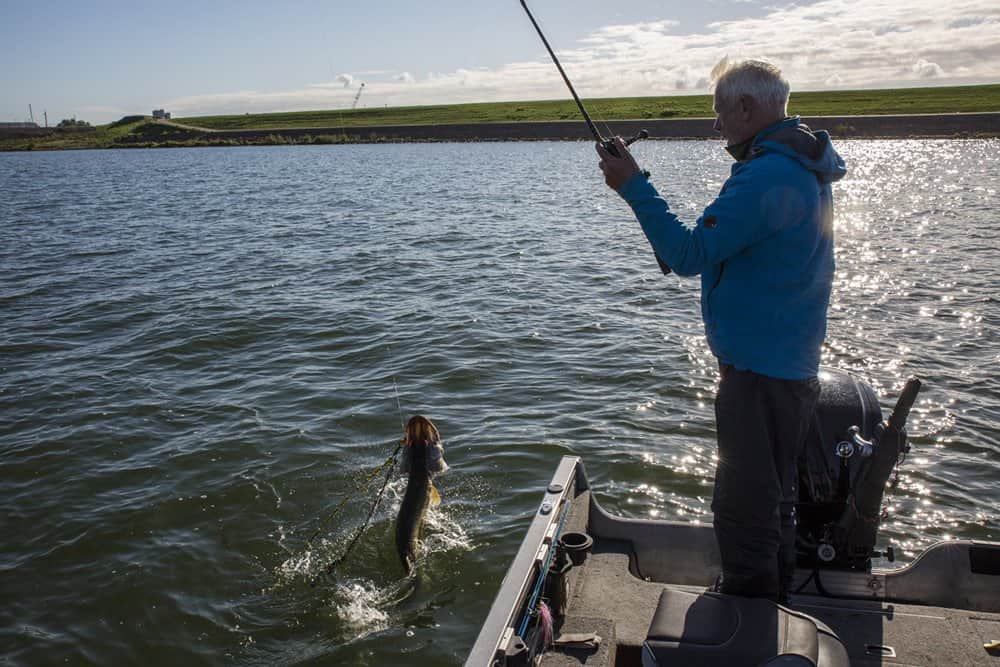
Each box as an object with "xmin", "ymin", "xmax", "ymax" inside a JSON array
[{"xmin": 618, "ymin": 117, "xmax": 846, "ymax": 380}]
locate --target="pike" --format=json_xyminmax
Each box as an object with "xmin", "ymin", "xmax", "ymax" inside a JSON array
[{"xmin": 395, "ymin": 416, "xmax": 448, "ymax": 575}]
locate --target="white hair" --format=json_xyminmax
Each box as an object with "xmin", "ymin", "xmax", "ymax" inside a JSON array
[{"xmin": 710, "ymin": 57, "xmax": 790, "ymax": 117}]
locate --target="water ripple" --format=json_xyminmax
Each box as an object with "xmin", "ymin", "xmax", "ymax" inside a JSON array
[{"xmin": 1, "ymin": 139, "xmax": 998, "ymax": 665}]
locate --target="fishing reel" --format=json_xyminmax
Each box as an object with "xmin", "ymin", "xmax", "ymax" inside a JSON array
[{"xmin": 600, "ymin": 129, "xmax": 650, "ymax": 157}]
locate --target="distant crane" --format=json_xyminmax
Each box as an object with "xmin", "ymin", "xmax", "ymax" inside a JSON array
[{"xmin": 351, "ymin": 83, "xmax": 365, "ymax": 110}]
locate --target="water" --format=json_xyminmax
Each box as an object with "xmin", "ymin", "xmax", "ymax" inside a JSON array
[{"xmin": 1, "ymin": 139, "xmax": 997, "ymax": 665}]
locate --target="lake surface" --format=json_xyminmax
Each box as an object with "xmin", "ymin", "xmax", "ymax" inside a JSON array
[{"xmin": 1, "ymin": 139, "xmax": 998, "ymax": 666}]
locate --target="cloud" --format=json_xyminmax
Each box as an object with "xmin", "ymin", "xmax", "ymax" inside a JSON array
[
  {"xmin": 672, "ymin": 65, "xmax": 711, "ymax": 90},
  {"xmin": 910, "ymin": 58, "xmax": 945, "ymax": 77},
  {"xmin": 163, "ymin": 0, "xmax": 1000, "ymax": 117}
]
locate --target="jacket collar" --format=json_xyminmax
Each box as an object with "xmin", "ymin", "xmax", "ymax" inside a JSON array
[{"xmin": 726, "ymin": 116, "xmax": 800, "ymax": 162}]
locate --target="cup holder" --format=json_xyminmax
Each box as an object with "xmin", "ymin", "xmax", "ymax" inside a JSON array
[{"xmin": 558, "ymin": 531, "xmax": 594, "ymax": 566}]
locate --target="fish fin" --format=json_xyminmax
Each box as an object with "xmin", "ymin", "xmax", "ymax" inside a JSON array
[{"xmin": 429, "ymin": 484, "xmax": 441, "ymax": 508}]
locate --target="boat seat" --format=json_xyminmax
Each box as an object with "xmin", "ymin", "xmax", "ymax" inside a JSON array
[{"xmin": 641, "ymin": 588, "xmax": 849, "ymax": 667}]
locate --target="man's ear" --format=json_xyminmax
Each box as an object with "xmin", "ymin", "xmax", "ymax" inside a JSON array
[{"xmin": 738, "ymin": 94, "xmax": 754, "ymax": 120}]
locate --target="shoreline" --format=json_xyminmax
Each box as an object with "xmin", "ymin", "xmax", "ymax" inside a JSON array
[
  {"xmin": 2, "ymin": 112, "xmax": 997, "ymax": 151},
  {"xmin": 188, "ymin": 112, "xmax": 1000, "ymax": 143}
]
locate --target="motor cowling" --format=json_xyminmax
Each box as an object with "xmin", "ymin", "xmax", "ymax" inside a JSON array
[{"xmin": 796, "ymin": 368, "xmax": 920, "ymax": 571}]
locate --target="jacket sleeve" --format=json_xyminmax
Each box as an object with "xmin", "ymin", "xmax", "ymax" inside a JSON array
[{"xmin": 618, "ymin": 159, "xmax": 807, "ymax": 277}]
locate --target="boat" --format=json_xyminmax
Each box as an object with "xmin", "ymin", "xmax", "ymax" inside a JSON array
[{"xmin": 466, "ymin": 368, "xmax": 1000, "ymax": 666}]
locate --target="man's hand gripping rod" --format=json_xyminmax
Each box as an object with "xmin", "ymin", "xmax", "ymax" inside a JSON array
[{"xmin": 519, "ymin": 0, "xmax": 647, "ymax": 155}]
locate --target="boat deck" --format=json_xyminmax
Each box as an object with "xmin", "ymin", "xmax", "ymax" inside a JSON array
[{"xmin": 541, "ymin": 490, "xmax": 1000, "ymax": 667}]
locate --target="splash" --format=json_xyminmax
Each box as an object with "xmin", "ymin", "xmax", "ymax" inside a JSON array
[
  {"xmin": 333, "ymin": 579, "xmax": 393, "ymax": 640},
  {"xmin": 271, "ymin": 535, "xmax": 343, "ymax": 589},
  {"xmin": 277, "ymin": 546, "xmax": 320, "ymax": 582},
  {"xmin": 422, "ymin": 506, "xmax": 472, "ymax": 554}
]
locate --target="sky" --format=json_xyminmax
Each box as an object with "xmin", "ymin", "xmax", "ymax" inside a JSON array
[{"xmin": 2, "ymin": 0, "xmax": 998, "ymax": 125}]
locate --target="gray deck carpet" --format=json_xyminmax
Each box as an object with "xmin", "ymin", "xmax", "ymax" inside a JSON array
[{"xmin": 542, "ymin": 531, "xmax": 1000, "ymax": 666}]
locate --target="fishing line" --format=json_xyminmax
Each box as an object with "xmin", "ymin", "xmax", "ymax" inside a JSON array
[
  {"xmin": 580, "ymin": 91, "xmax": 617, "ymax": 148},
  {"xmin": 301, "ymin": 327, "xmax": 414, "ymax": 585},
  {"xmin": 306, "ymin": 373, "xmax": 411, "ymax": 584},
  {"xmin": 520, "ymin": 0, "xmax": 648, "ymax": 154},
  {"xmin": 393, "ymin": 375, "xmax": 405, "ymax": 433},
  {"xmin": 304, "ymin": 442, "xmax": 401, "ymax": 552},
  {"xmin": 314, "ymin": 440, "xmax": 403, "ymax": 582},
  {"xmin": 591, "ymin": 101, "xmax": 620, "ymax": 154}
]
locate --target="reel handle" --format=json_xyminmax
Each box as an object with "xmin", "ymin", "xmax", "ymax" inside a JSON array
[{"xmin": 624, "ymin": 129, "xmax": 649, "ymax": 146}]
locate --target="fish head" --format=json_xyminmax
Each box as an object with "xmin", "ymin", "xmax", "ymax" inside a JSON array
[
  {"xmin": 403, "ymin": 415, "xmax": 440, "ymax": 448},
  {"xmin": 400, "ymin": 415, "xmax": 448, "ymax": 477}
]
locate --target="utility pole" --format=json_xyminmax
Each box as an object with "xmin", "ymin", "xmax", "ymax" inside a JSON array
[
  {"xmin": 44, "ymin": 110, "xmax": 48, "ymax": 128},
  {"xmin": 29, "ymin": 104, "xmax": 34, "ymax": 124},
  {"xmin": 351, "ymin": 82, "xmax": 365, "ymax": 110}
]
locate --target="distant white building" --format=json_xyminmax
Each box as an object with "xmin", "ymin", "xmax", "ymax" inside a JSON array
[
  {"xmin": 0, "ymin": 121, "xmax": 39, "ymax": 128},
  {"xmin": 152, "ymin": 109, "xmax": 171, "ymax": 120}
]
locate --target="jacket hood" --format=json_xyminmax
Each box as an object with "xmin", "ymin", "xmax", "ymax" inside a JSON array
[{"xmin": 751, "ymin": 117, "xmax": 847, "ymax": 184}]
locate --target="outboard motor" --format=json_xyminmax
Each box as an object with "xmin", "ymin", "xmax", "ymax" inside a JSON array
[{"xmin": 796, "ymin": 368, "xmax": 922, "ymax": 572}]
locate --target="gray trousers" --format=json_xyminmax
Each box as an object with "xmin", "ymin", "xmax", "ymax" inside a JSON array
[{"xmin": 712, "ymin": 364, "xmax": 820, "ymax": 601}]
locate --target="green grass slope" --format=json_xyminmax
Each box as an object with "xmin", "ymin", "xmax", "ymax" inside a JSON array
[
  {"xmin": 2, "ymin": 84, "xmax": 996, "ymax": 151},
  {"xmin": 176, "ymin": 84, "xmax": 1000, "ymax": 131}
]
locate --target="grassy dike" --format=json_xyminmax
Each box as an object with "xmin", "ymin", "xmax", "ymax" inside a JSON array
[
  {"xmin": 3, "ymin": 84, "xmax": 998, "ymax": 151},
  {"xmin": 182, "ymin": 84, "xmax": 1000, "ymax": 130}
]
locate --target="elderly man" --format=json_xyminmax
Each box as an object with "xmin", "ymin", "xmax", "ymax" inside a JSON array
[{"xmin": 597, "ymin": 59, "xmax": 846, "ymax": 602}]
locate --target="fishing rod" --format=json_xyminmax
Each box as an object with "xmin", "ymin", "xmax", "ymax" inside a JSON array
[{"xmin": 519, "ymin": 0, "xmax": 648, "ymax": 156}]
